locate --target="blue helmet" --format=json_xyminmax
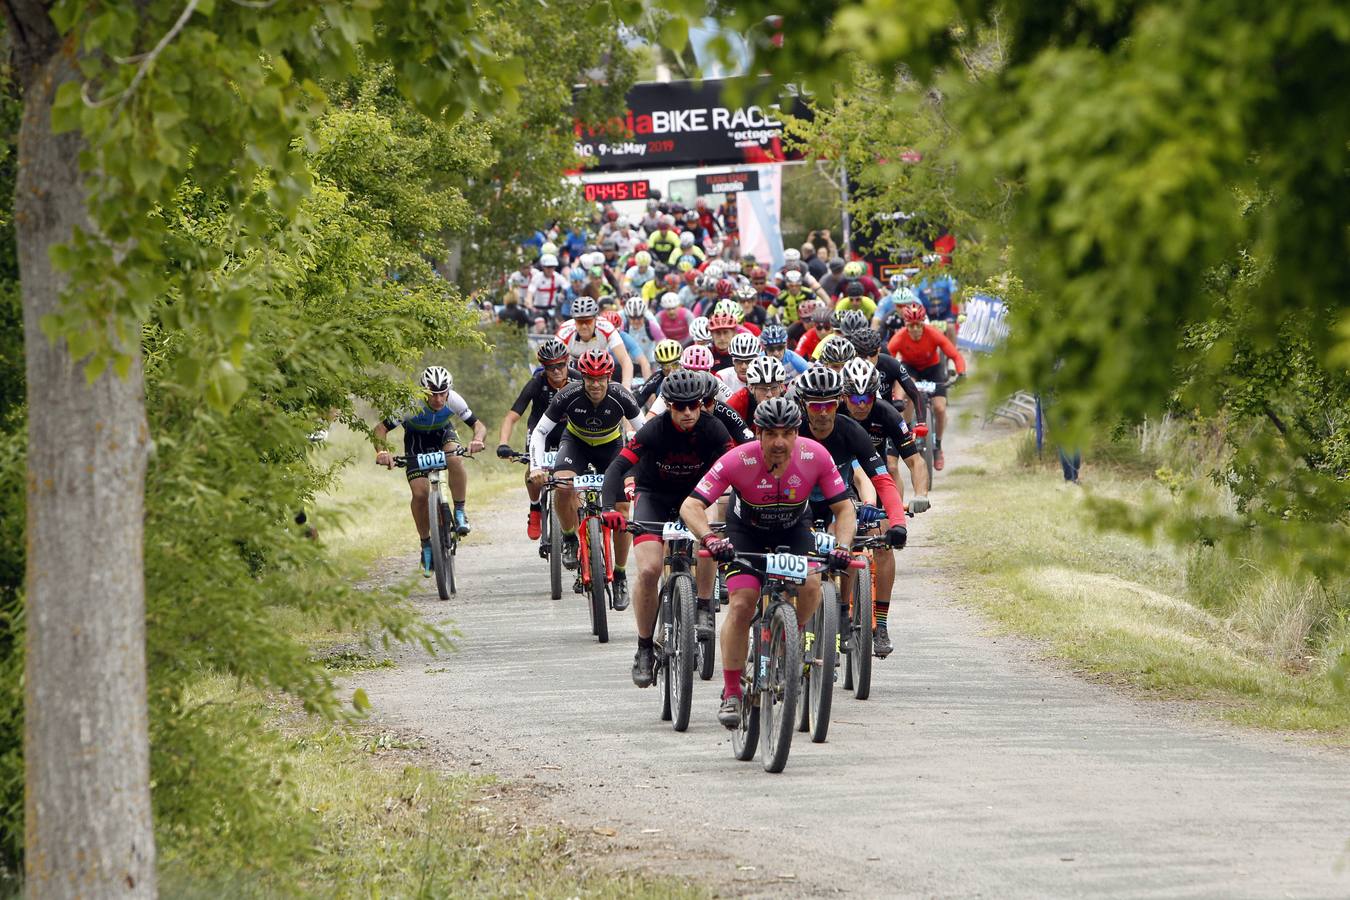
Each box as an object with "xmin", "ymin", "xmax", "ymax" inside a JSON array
[{"xmin": 760, "ymin": 323, "xmax": 789, "ymax": 348}]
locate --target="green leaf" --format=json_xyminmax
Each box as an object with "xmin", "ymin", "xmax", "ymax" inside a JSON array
[
  {"xmin": 351, "ymin": 688, "xmax": 371, "ymax": 713},
  {"xmin": 660, "ymin": 16, "xmax": 689, "ymax": 56}
]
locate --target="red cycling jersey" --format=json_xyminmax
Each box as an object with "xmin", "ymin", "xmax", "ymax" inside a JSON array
[{"xmin": 887, "ymin": 324, "xmax": 966, "ymax": 374}]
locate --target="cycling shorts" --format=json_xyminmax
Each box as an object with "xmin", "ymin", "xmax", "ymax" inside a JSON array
[
  {"xmin": 405, "ymin": 425, "xmax": 458, "ymax": 482},
  {"xmin": 631, "ymin": 492, "xmax": 686, "ymax": 545},
  {"xmin": 913, "ymin": 362, "xmax": 948, "ymax": 398},
  {"xmin": 553, "ymin": 433, "xmax": 622, "ymax": 478},
  {"xmin": 722, "ymin": 519, "xmax": 815, "ymax": 594}
]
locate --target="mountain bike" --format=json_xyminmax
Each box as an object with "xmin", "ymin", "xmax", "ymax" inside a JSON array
[
  {"xmin": 512, "ymin": 450, "xmax": 563, "ymax": 600},
  {"xmin": 798, "ymin": 529, "xmax": 841, "ymax": 744},
  {"xmin": 911, "ymin": 380, "xmax": 939, "ymax": 484},
  {"xmin": 845, "ymin": 528, "xmax": 893, "ymax": 699},
  {"xmin": 546, "ymin": 472, "xmax": 615, "ymax": 643},
  {"xmin": 389, "ymin": 447, "xmax": 472, "ymax": 601},
  {"xmin": 629, "ymin": 519, "xmax": 704, "ymax": 732},
  {"xmin": 699, "ymin": 547, "xmax": 863, "ymax": 773}
]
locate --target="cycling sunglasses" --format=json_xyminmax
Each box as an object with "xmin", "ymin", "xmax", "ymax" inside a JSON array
[
  {"xmin": 668, "ymin": 400, "xmax": 702, "ymax": 412},
  {"xmin": 543, "ymin": 362, "xmax": 568, "ymax": 371},
  {"xmin": 806, "ymin": 400, "xmax": 839, "ymax": 413},
  {"xmin": 847, "ymin": 393, "xmax": 874, "ymax": 405}
]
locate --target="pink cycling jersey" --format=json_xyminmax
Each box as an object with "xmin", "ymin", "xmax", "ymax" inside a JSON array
[{"xmin": 692, "ymin": 438, "xmax": 849, "ymax": 531}]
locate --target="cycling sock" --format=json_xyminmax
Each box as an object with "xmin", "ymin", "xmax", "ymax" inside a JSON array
[
  {"xmin": 529, "ymin": 501, "xmax": 541, "ymax": 511},
  {"xmin": 637, "ymin": 635, "xmax": 654, "ymax": 650},
  {"xmin": 723, "ymin": 667, "xmax": 743, "ymax": 699},
  {"xmin": 562, "ymin": 527, "xmax": 576, "ymax": 537},
  {"xmin": 613, "ymin": 567, "xmax": 626, "ymax": 579},
  {"xmin": 454, "ymin": 500, "xmax": 466, "ymax": 511},
  {"xmin": 875, "ymin": 600, "xmax": 889, "ymax": 626},
  {"xmin": 935, "ymin": 438, "xmax": 942, "ymax": 449},
  {"xmin": 697, "ymin": 597, "xmax": 713, "ymax": 611},
  {"xmin": 420, "ymin": 536, "xmax": 431, "ymax": 547}
]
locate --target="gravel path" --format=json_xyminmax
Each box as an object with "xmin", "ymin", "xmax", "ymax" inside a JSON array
[{"xmin": 349, "ymin": 415, "xmax": 1349, "ymax": 898}]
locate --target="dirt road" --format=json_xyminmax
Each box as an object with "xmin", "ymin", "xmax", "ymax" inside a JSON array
[{"xmin": 350, "ymin": 417, "xmax": 1349, "ymax": 898}]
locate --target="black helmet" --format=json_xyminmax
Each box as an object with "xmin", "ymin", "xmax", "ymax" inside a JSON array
[
  {"xmin": 828, "ymin": 256, "xmax": 846, "ymax": 273},
  {"xmin": 795, "ymin": 364, "xmax": 844, "ymax": 400},
  {"xmin": 537, "ymin": 337, "xmax": 568, "ymax": 364},
  {"xmin": 838, "ymin": 309, "xmax": 869, "ymax": 333},
  {"xmin": 700, "ymin": 371, "xmax": 721, "ymax": 401},
  {"xmin": 845, "ymin": 280, "xmax": 865, "ymax": 298},
  {"xmin": 660, "ymin": 369, "xmax": 706, "ymax": 404},
  {"xmin": 753, "ymin": 396, "xmax": 802, "ymax": 430},
  {"xmin": 849, "ymin": 328, "xmax": 883, "ymax": 356},
  {"xmin": 812, "ymin": 306, "xmax": 834, "ymax": 326}
]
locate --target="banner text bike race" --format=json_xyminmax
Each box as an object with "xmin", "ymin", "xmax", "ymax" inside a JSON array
[{"xmin": 573, "ymin": 78, "xmax": 811, "ymax": 173}]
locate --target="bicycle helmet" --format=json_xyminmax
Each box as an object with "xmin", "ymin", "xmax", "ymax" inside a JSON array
[
  {"xmin": 894, "ymin": 287, "xmax": 922, "ymax": 307},
  {"xmin": 599, "ymin": 310, "xmax": 623, "ymax": 329},
  {"xmin": 679, "ymin": 232, "xmax": 695, "ymax": 247},
  {"xmin": 689, "ymin": 317, "xmax": 711, "ymax": 343},
  {"xmin": 818, "ymin": 335, "xmax": 857, "ymax": 366},
  {"xmin": 420, "ymin": 365, "xmax": 452, "ymax": 392},
  {"xmin": 576, "ymin": 348, "xmax": 615, "ymax": 377},
  {"xmin": 760, "ymin": 323, "xmax": 789, "ymax": 348},
  {"xmin": 753, "ymin": 396, "xmax": 802, "ymax": 430},
  {"xmin": 735, "ymin": 283, "xmax": 758, "ymax": 301},
  {"xmin": 783, "ymin": 248, "xmax": 801, "ymax": 263},
  {"xmin": 708, "ymin": 312, "xmax": 738, "ymax": 332},
  {"xmin": 571, "ymin": 296, "xmax": 599, "ymax": 318},
  {"xmin": 730, "ymin": 332, "xmax": 762, "ymax": 360},
  {"xmin": 633, "ymin": 250, "xmax": 651, "ymax": 267},
  {"xmin": 888, "ymin": 273, "xmax": 908, "ymax": 291},
  {"xmin": 653, "ymin": 339, "xmax": 683, "ymax": 364},
  {"xmin": 844, "ymin": 280, "xmax": 866, "ymax": 299},
  {"xmin": 600, "ymin": 237, "xmax": 617, "ymax": 251},
  {"xmin": 705, "ymin": 261, "xmax": 725, "ymax": 279},
  {"xmin": 539, "ymin": 253, "xmax": 559, "ymax": 267},
  {"xmin": 712, "ymin": 299, "xmax": 742, "ymax": 321},
  {"xmin": 795, "ymin": 364, "xmax": 844, "ymax": 400},
  {"xmin": 659, "ymin": 292, "xmax": 682, "ymax": 311},
  {"xmin": 838, "ymin": 309, "xmax": 870, "ymax": 333},
  {"xmin": 842, "ymin": 358, "xmax": 881, "ymax": 395},
  {"xmin": 700, "ymin": 371, "xmax": 722, "ymax": 401},
  {"xmin": 796, "ymin": 298, "xmax": 820, "ymax": 320},
  {"xmin": 623, "ymin": 296, "xmax": 647, "ymax": 319},
  {"xmin": 848, "ymin": 328, "xmax": 883, "ymax": 357},
  {"xmin": 569, "ymin": 268, "xmax": 586, "ymax": 283},
  {"xmin": 901, "ymin": 304, "xmax": 927, "ymax": 325},
  {"xmin": 784, "ymin": 269, "xmax": 803, "ymax": 286},
  {"xmin": 812, "ymin": 306, "xmax": 834, "ymax": 326},
  {"xmin": 537, "ymin": 337, "xmax": 568, "ymax": 364},
  {"xmin": 843, "ymin": 260, "xmax": 865, "ymax": 277},
  {"xmin": 715, "ymin": 278, "xmax": 734, "ymax": 298},
  {"xmin": 661, "ymin": 368, "xmax": 706, "ymax": 404},
  {"xmin": 745, "ymin": 355, "xmax": 787, "ymax": 386},
  {"xmin": 680, "ymin": 344, "xmax": 715, "ymax": 372},
  {"xmin": 827, "ymin": 256, "xmax": 845, "ymax": 273}
]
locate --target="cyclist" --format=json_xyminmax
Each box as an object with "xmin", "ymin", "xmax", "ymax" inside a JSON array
[
  {"xmin": 759, "ymin": 323, "xmax": 809, "ymax": 377},
  {"xmin": 834, "ymin": 280, "xmax": 878, "ymax": 319},
  {"xmin": 623, "ymin": 250, "xmax": 657, "ymax": 293},
  {"xmin": 667, "ymin": 231, "xmax": 707, "ymax": 267},
  {"xmin": 558, "ymin": 297, "xmax": 635, "ymax": 388},
  {"xmin": 599, "ymin": 370, "xmax": 735, "ymax": 687},
  {"xmin": 735, "ymin": 284, "xmax": 766, "ymax": 334},
  {"xmin": 848, "ymin": 327, "xmax": 920, "ymax": 410},
  {"xmin": 497, "ymin": 338, "xmax": 577, "ymax": 539},
  {"xmin": 887, "ymin": 305, "xmax": 966, "ymax": 471},
  {"xmin": 873, "ymin": 285, "xmax": 921, "ymax": 335},
  {"xmin": 646, "ymin": 215, "xmax": 681, "ymax": 261},
  {"xmin": 528, "ymin": 349, "xmax": 643, "ymax": 605},
  {"xmin": 655, "ymin": 291, "xmax": 693, "ymax": 344},
  {"xmin": 725, "ymin": 354, "xmax": 787, "ymax": 422},
  {"xmin": 637, "ymin": 339, "xmax": 683, "ymax": 409},
  {"xmin": 525, "ymin": 254, "xmax": 568, "ymax": 328},
  {"xmin": 840, "ymin": 358, "xmax": 928, "ymax": 656},
  {"xmin": 707, "ymin": 312, "xmax": 739, "ymax": 370},
  {"xmin": 769, "ymin": 269, "xmax": 814, "ymax": 327},
  {"xmin": 716, "ymin": 332, "xmax": 762, "ymax": 394},
  {"xmin": 374, "ymin": 366, "xmax": 487, "ymax": 574},
  {"xmin": 795, "ymin": 307, "xmax": 838, "ymax": 360},
  {"xmin": 679, "ymin": 397, "xmax": 858, "ymax": 728},
  {"xmin": 621, "ymin": 296, "xmax": 664, "ymax": 362},
  {"xmin": 816, "ymin": 333, "xmax": 857, "ymax": 368},
  {"xmin": 602, "ymin": 309, "xmax": 651, "ymax": 380}
]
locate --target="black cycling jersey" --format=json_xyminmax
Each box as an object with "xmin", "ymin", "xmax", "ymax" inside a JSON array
[
  {"xmin": 875, "ymin": 352, "xmax": 920, "ymax": 407},
  {"xmin": 636, "ymin": 370, "xmax": 665, "ymax": 408},
  {"xmin": 711, "ymin": 399, "xmax": 754, "ymax": 444},
  {"xmin": 539, "ymin": 381, "xmax": 641, "ymax": 445},
  {"xmin": 799, "ymin": 413, "xmax": 890, "ymax": 493},
  {"xmin": 848, "ymin": 397, "xmax": 918, "ymax": 461},
  {"xmin": 511, "ymin": 370, "xmax": 577, "ymax": 432},
  {"xmin": 709, "ymin": 346, "xmax": 734, "ymax": 371},
  {"xmin": 601, "ymin": 412, "xmax": 733, "ymax": 508}
]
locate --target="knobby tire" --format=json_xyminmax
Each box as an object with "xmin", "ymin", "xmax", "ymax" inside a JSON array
[{"xmin": 586, "ymin": 517, "xmax": 609, "ymax": 643}]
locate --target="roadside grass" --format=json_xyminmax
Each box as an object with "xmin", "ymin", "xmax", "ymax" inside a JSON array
[
  {"xmin": 936, "ymin": 433, "xmax": 1350, "ymax": 740},
  {"xmin": 160, "ymin": 679, "xmax": 697, "ymax": 899}
]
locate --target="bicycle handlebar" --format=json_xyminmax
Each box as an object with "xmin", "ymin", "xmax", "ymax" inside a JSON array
[
  {"xmin": 382, "ymin": 447, "xmax": 475, "ymax": 468},
  {"xmin": 696, "ymin": 548, "xmax": 866, "ymax": 569}
]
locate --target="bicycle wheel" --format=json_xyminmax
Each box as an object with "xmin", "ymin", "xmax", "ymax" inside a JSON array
[
  {"xmin": 546, "ymin": 497, "xmax": 563, "ymax": 601},
  {"xmin": 807, "ymin": 581, "xmax": 839, "ymax": 743},
  {"xmin": 669, "ymin": 572, "xmax": 696, "ymax": 732},
  {"xmin": 657, "ymin": 581, "xmax": 672, "ymax": 722},
  {"xmin": 760, "ymin": 603, "xmax": 801, "ymax": 773},
  {"xmin": 441, "ymin": 501, "xmax": 457, "ymax": 597},
  {"xmin": 922, "ymin": 403, "xmax": 936, "ymax": 483},
  {"xmin": 731, "ymin": 649, "xmax": 759, "ymax": 762},
  {"xmin": 586, "ymin": 517, "xmax": 609, "ymax": 643},
  {"xmin": 797, "ymin": 604, "xmax": 815, "ymax": 734},
  {"xmin": 427, "ymin": 490, "xmax": 451, "ymax": 601},
  {"xmin": 697, "ymin": 597, "xmax": 716, "ymax": 681},
  {"xmin": 851, "ymin": 558, "xmax": 874, "ymax": 700}
]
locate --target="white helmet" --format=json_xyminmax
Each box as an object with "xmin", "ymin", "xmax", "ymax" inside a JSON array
[
  {"xmin": 539, "ymin": 253, "xmax": 558, "ymax": 267},
  {"xmin": 659, "ymin": 291, "xmax": 682, "ymax": 310},
  {"xmin": 689, "ymin": 316, "xmax": 711, "ymax": 343},
  {"xmin": 705, "ymin": 261, "xmax": 725, "ymax": 279},
  {"xmin": 420, "ymin": 365, "xmax": 452, "ymax": 392},
  {"xmin": 623, "ymin": 296, "xmax": 647, "ymax": 319},
  {"xmin": 616, "ymin": 216, "xmax": 630, "ymax": 228},
  {"xmin": 785, "ymin": 270, "xmax": 803, "ymax": 285},
  {"xmin": 745, "ymin": 355, "xmax": 787, "ymax": 386},
  {"xmin": 679, "ymin": 232, "xmax": 695, "ymax": 247},
  {"xmin": 633, "ymin": 250, "xmax": 651, "ymax": 267},
  {"xmin": 783, "ymin": 248, "xmax": 801, "ymax": 263},
  {"xmin": 571, "ymin": 296, "xmax": 599, "ymax": 318},
  {"xmin": 730, "ymin": 332, "xmax": 761, "ymax": 360}
]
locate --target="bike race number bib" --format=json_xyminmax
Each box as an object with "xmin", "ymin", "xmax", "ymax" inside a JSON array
[
  {"xmin": 541, "ymin": 450, "xmax": 557, "ymax": 468},
  {"xmin": 572, "ymin": 473, "xmax": 606, "ymax": 491},
  {"xmin": 662, "ymin": 521, "xmax": 693, "ymax": 541},
  {"xmin": 765, "ymin": 552, "xmax": 809, "ymax": 583},
  {"xmin": 813, "ymin": 531, "xmax": 836, "ymax": 554},
  {"xmin": 416, "ymin": 450, "xmax": 447, "ymax": 470},
  {"xmin": 914, "ymin": 380, "xmax": 938, "ymax": 394}
]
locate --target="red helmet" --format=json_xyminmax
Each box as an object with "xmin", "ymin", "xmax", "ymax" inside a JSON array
[
  {"xmin": 715, "ymin": 278, "xmax": 733, "ymax": 298},
  {"xmin": 749, "ymin": 266, "xmax": 767, "ymax": 281},
  {"xmin": 901, "ymin": 304, "xmax": 927, "ymax": 325},
  {"xmin": 634, "ymin": 242, "xmax": 648, "ymax": 252},
  {"xmin": 708, "ymin": 312, "xmax": 738, "ymax": 332},
  {"xmin": 684, "ymin": 269, "xmax": 699, "ymax": 284},
  {"xmin": 605, "ymin": 209, "xmax": 619, "ymax": 221},
  {"xmin": 599, "ymin": 310, "xmax": 623, "ymax": 328},
  {"xmin": 576, "ymin": 348, "xmax": 615, "ymax": 377},
  {"xmin": 663, "ymin": 273, "xmax": 680, "ymax": 288}
]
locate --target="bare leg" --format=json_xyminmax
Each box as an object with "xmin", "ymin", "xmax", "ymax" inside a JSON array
[
  {"xmin": 410, "ymin": 478, "xmax": 430, "ymax": 540},
  {"xmin": 632, "ymin": 539, "xmax": 663, "ymax": 640},
  {"xmin": 934, "ymin": 395, "xmax": 948, "ymax": 442},
  {"xmin": 613, "ymin": 500, "xmax": 632, "ymax": 568},
  {"xmin": 445, "ymin": 455, "xmax": 467, "ymax": 503}
]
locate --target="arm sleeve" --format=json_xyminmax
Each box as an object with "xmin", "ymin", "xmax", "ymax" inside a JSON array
[
  {"xmin": 815, "ymin": 456, "xmax": 851, "ymax": 508},
  {"xmin": 528, "ymin": 414, "xmax": 558, "ymax": 467},
  {"xmin": 718, "ymin": 405, "xmax": 754, "ymax": 444},
  {"xmin": 618, "ymin": 386, "xmax": 643, "ymax": 423},
  {"xmin": 645, "ymin": 314, "xmax": 665, "ymax": 342},
  {"xmin": 380, "ymin": 416, "xmax": 402, "ymax": 431}
]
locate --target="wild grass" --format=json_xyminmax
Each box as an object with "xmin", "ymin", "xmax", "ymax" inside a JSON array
[{"xmin": 938, "ymin": 432, "xmax": 1350, "ymax": 740}]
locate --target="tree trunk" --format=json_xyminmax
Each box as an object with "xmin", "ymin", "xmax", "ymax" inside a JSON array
[{"xmin": 13, "ymin": 18, "xmax": 158, "ymax": 899}]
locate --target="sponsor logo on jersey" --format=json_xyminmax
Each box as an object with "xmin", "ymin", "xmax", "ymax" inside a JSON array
[
  {"xmin": 787, "ymin": 475, "xmax": 801, "ymax": 487},
  {"xmin": 740, "ymin": 453, "xmax": 757, "ymax": 466},
  {"xmin": 799, "ymin": 450, "xmax": 815, "ymax": 461}
]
